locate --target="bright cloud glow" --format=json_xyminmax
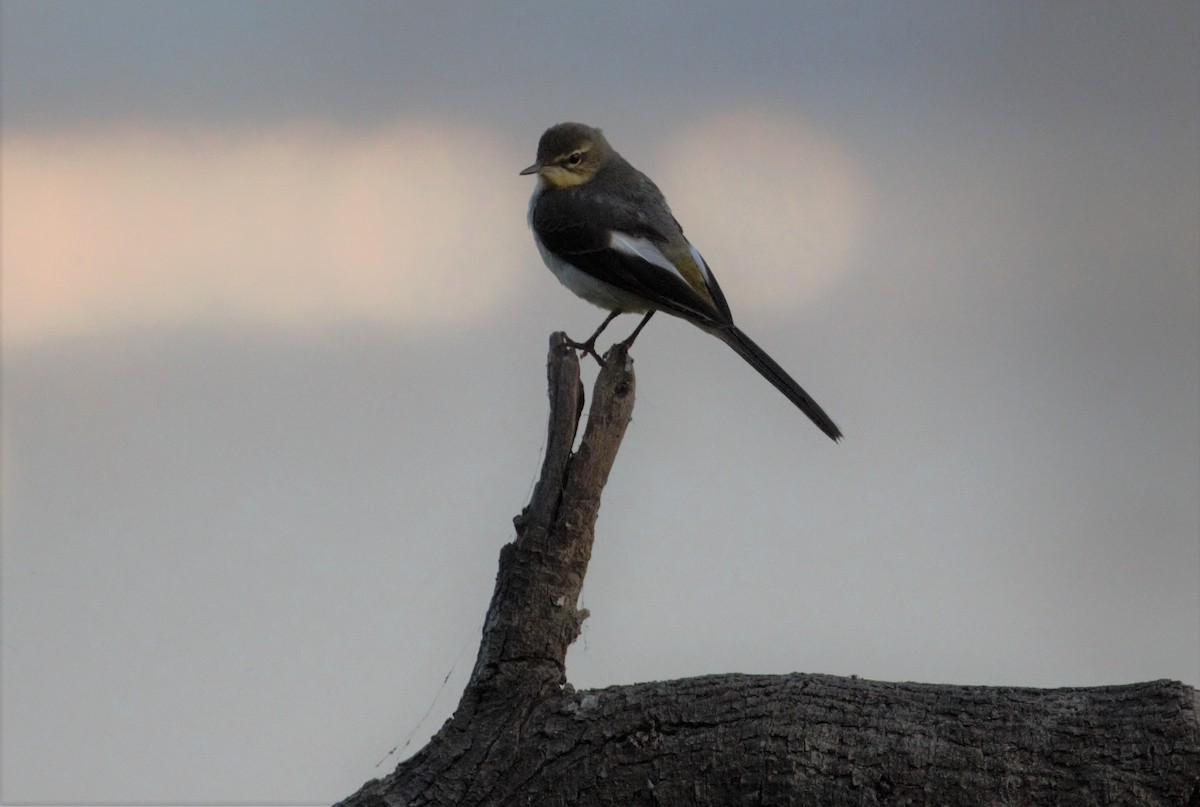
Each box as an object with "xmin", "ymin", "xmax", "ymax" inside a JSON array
[
  {"xmin": 2, "ymin": 121, "xmax": 530, "ymax": 343},
  {"xmin": 660, "ymin": 109, "xmax": 871, "ymax": 312}
]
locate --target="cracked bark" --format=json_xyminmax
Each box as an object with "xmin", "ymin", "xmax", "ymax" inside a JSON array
[{"xmin": 336, "ymin": 333, "xmax": 1200, "ymax": 807}]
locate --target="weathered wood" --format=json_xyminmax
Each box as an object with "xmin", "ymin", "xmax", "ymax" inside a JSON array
[
  {"xmin": 336, "ymin": 334, "xmax": 1200, "ymax": 807},
  {"xmin": 467, "ymin": 333, "xmax": 635, "ymax": 703},
  {"xmin": 472, "ymin": 674, "xmax": 1199, "ymax": 806}
]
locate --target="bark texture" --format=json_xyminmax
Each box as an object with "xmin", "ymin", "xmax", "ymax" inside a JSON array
[{"xmin": 336, "ymin": 333, "xmax": 1200, "ymax": 807}]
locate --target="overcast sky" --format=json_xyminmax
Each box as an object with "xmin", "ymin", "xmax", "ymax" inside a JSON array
[{"xmin": 3, "ymin": 2, "xmax": 1198, "ymax": 803}]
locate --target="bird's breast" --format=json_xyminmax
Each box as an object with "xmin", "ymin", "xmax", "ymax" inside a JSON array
[{"xmin": 526, "ymin": 188, "xmax": 650, "ymax": 314}]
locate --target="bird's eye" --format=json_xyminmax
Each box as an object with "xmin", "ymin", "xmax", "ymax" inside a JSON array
[{"xmin": 566, "ymin": 152, "xmax": 583, "ymax": 166}]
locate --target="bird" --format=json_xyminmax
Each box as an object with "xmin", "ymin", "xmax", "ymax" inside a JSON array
[{"xmin": 520, "ymin": 122, "xmax": 842, "ymax": 442}]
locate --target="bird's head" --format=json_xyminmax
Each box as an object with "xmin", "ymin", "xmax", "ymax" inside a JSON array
[{"xmin": 519, "ymin": 122, "xmax": 611, "ymax": 188}]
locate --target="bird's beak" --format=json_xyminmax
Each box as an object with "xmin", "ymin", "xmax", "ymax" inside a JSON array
[{"xmin": 518, "ymin": 162, "xmax": 541, "ymax": 176}]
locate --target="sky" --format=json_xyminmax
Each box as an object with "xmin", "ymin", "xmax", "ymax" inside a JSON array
[{"xmin": 2, "ymin": 1, "xmax": 1198, "ymax": 803}]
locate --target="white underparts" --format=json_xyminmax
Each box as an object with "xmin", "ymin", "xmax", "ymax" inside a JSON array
[{"xmin": 535, "ymin": 237, "xmax": 652, "ymax": 313}]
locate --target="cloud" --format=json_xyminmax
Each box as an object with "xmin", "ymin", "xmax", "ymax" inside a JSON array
[
  {"xmin": 1, "ymin": 120, "xmax": 530, "ymax": 343},
  {"xmin": 659, "ymin": 109, "xmax": 871, "ymax": 312}
]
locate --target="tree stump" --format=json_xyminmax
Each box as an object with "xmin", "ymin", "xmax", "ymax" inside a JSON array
[{"xmin": 336, "ymin": 333, "xmax": 1200, "ymax": 806}]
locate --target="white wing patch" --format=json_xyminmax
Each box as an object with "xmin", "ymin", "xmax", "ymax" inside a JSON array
[{"xmin": 609, "ymin": 232, "xmax": 688, "ymax": 284}]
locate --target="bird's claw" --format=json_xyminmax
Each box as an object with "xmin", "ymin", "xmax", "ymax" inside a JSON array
[{"xmin": 565, "ymin": 337, "xmax": 606, "ymax": 367}]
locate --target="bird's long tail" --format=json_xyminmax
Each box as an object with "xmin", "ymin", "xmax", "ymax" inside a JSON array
[{"xmin": 717, "ymin": 326, "xmax": 842, "ymax": 442}]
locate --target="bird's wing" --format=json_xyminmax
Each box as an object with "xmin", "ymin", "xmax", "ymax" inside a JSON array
[{"xmin": 533, "ymin": 187, "xmax": 733, "ymax": 327}]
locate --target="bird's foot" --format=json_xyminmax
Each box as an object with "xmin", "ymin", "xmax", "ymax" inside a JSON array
[{"xmin": 565, "ymin": 336, "xmax": 607, "ymax": 367}]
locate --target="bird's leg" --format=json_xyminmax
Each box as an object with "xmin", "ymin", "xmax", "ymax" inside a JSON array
[
  {"xmin": 616, "ymin": 311, "xmax": 656, "ymax": 351},
  {"xmin": 566, "ymin": 310, "xmax": 621, "ymax": 366}
]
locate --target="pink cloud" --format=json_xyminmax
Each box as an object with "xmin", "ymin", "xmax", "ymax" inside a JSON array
[{"xmin": 2, "ymin": 121, "xmax": 530, "ymax": 342}]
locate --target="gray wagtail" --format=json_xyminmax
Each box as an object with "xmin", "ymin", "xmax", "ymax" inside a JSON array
[{"xmin": 521, "ymin": 122, "xmax": 842, "ymax": 442}]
